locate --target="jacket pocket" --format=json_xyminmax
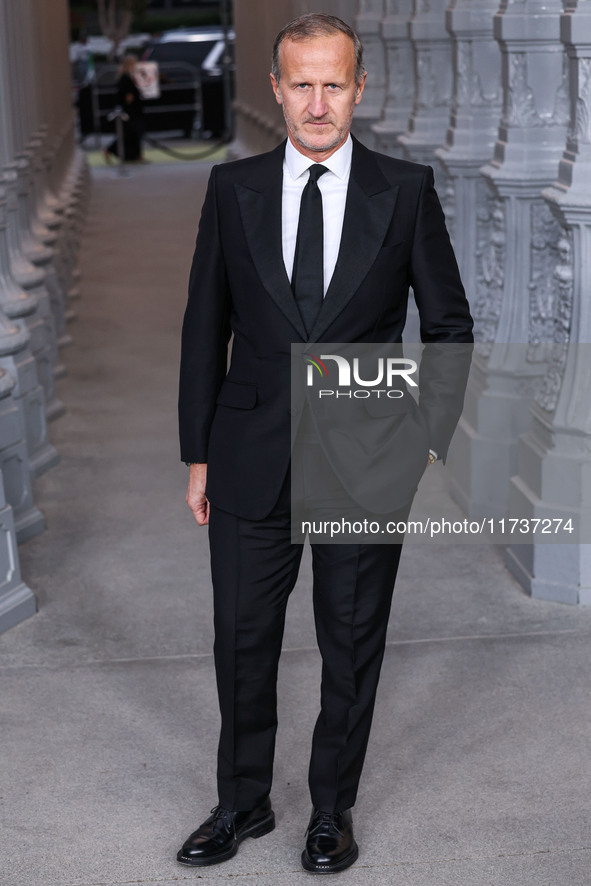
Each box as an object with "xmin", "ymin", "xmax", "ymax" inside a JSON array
[
  {"xmin": 380, "ymin": 237, "xmax": 405, "ymax": 250},
  {"xmin": 216, "ymin": 380, "xmax": 257, "ymax": 409}
]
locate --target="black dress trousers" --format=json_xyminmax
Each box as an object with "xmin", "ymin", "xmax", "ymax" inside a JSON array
[{"xmin": 208, "ymin": 445, "xmax": 408, "ymax": 814}]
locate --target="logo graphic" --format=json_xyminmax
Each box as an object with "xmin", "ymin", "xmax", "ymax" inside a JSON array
[
  {"xmin": 303, "ymin": 352, "xmax": 417, "ymax": 398},
  {"xmin": 303, "ymin": 354, "xmax": 329, "ymax": 383}
]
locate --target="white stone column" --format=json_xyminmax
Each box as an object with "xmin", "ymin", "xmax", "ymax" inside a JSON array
[
  {"xmin": 352, "ymin": 0, "xmax": 387, "ymax": 148},
  {"xmin": 0, "ymin": 185, "xmax": 47, "ymax": 540},
  {"xmin": 447, "ymin": 0, "xmax": 570, "ymax": 520},
  {"xmin": 0, "ymin": 351, "xmax": 46, "ymax": 542},
  {"xmin": 31, "ymin": 0, "xmax": 85, "ymax": 345},
  {"xmin": 372, "ymin": 0, "xmax": 415, "ymax": 158},
  {"xmin": 506, "ymin": 0, "xmax": 591, "ymax": 603},
  {"xmin": 398, "ymin": 0, "xmax": 455, "ymax": 169},
  {"xmin": 0, "ymin": 0, "xmax": 83, "ymax": 633},
  {"xmin": 0, "ymin": 421, "xmax": 37, "ymax": 634},
  {"xmin": 25, "ymin": 0, "xmax": 75, "ymax": 368},
  {"xmin": 38, "ymin": 0, "xmax": 84, "ymax": 374},
  {"xmin": 0, "ymin": 0, "xmax": 61, "ymax": 469},
  {"xmin": 0, "ymin": 0, "xmax": 64, "ymax": 425},
  {"xmin": 435, "ymin": 1, "xmax": 502, "ymax": 285}
]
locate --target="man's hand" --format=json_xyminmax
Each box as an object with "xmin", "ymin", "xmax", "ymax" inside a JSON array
[{"xmin": 186, "ymin": 463, "xmax": 209, "ymax": 525}]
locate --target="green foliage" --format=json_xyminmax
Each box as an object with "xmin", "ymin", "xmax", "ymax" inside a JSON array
[
  {"xmin": 69, "ymin": 4, "xmax": 225, "ymax": 39},
  {"xmin": 130, "ymin": 0, "xmax": 149, "ymax": 16}
]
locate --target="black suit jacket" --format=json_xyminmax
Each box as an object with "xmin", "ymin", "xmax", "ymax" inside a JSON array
[{"xmin": 179, "ymin": 136, "xmax": 473, "ymax": 520}]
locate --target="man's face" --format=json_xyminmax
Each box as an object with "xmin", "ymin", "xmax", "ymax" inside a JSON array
[{"xmin": 270, "ymin": 32, "xmax": 366, "ymax": 162}]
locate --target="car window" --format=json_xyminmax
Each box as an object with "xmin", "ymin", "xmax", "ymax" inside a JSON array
[
  {"xmin": 149, "ymin": 40, "xmax": 219, "ymax": 68},
  {"xmin": 202, "ymin": 41, "xmax": 235, "ymax": 70}
]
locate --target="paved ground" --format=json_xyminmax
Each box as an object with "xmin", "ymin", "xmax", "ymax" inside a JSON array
[{"xmin": 2, "ymin": 161, "xmax": 591, "ymax": 886}]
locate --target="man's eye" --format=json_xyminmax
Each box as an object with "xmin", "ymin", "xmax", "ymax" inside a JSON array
[
  {"xmin": 327, "ymin": 84, "xmax": 339, "ymax": 90},
  {"xmin": 297, "ymin": 83, "xmax": 308, "ymax": 89}
]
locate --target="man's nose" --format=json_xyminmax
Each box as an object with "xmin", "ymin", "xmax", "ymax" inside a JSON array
[{"xmin": 308, "ymin": 88, "xmax": 328, "ymax": 118}]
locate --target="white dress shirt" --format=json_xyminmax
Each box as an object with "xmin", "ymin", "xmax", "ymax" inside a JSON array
[
  {"xmin": 281, "ymin": 137, "xmax": 438, "ymax": 461},
  {"xmin": 282, "ymin": 135, "xmax": 352, "ymax": 296}
]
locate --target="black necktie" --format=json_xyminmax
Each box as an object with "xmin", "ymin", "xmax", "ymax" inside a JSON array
[{"xmin": 292, "ymin": 164, "xmax": 328, "ymax": 335}]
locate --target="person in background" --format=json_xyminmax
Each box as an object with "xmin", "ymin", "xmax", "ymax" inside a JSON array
[{"xmin": 104, "ymin": 54, "xmax": 145, "ymax": 163}]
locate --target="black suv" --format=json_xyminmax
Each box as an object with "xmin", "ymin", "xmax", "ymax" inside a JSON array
[
  {"xmin": 143, "ymin": 27, "xmax": 235, "ymax": 137},
  {"xmin": 76, "ymin": 28, "xmax": 235, "ymax": 140}
]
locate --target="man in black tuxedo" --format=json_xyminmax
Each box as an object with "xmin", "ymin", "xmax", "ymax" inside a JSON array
[{"xmin": 177, "ymin": 13, "xmax": 473, "ymax": 874}]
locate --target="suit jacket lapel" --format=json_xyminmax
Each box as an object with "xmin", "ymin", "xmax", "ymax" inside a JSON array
[
  {"xmin": 234, "ymin": 136, "xmax": 399, "ymax": 344},
  {"xmin": 309, "ymin": 137, "xmax": 399, "ymax": 342},
  {"xmin": 234, "ymin": 141, "xmax": 308, "ymax": 341}
]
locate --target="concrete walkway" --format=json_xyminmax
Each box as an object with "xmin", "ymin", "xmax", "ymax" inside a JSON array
[{"xmin": 2, "ymin": 161, "xmax": 591, "ymax": 886}]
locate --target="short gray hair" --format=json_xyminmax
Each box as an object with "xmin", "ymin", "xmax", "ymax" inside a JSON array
[{"xmin": 271, "ymin": 13, "xmax": 365, "ymax": 88}]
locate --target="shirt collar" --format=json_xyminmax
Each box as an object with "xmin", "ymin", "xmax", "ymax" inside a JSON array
[{"xmin": 284, "ymin": 135, "xmax": 352, "ymax": 182}]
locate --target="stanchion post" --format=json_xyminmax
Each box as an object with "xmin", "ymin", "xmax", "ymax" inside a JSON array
[
  {"xmin": 91, "ymin": 79, "xmax": 101, "ymax": 151},
  {"xmin": 220, "ymin": 0, "xmax": 233, "ymax": 142},
  {"xmin": 107, "ymin": 105, "xmax": 129, "ymax": 177},
  {"xmin": 115, "ymin": 112, "xmax": 125, "ymax": 176}
]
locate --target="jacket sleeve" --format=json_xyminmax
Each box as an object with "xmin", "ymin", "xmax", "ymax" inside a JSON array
[
  {"xmin": 178, "ymin": 166, "xmax": 232, "ymax": 463},
  {"xmin": 409, "ymin": 166, "xmax": 474, "ymax": 460},
  {"xmin": 409, "ymin": 165, "xmax": 473, "ymax": 344}
]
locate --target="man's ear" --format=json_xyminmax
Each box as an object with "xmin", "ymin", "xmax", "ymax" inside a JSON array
[
  {"xmin": 270, "ymin": 73, "xmax": 282, "ymax": 105},
  {"xmin": 354, "ymin": 71, "xmax": 367, "ymax": 105}
]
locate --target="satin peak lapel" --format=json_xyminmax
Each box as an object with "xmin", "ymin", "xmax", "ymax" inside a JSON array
[
  {"xmin": 309, "ymin": 144, "xmax": 399, "ymax": 342},
  {"xmin": 235, "ymin": 148, "xmax": 308, "ymax": 341}
]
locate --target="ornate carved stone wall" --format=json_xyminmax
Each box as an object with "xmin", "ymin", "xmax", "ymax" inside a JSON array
[
  {"xmin": 398, "ymin": 0, "xmax": 455, "ymax": 169},
  {"xmin": 351, "ymin": 0, "xmax": 387, "ymax": 147},
  {"xmin": 506, "ymin": 0, "xmax": 591, "ymax": 604},
  {"xmin": 445, "ymin": 0, "xmax": 570, "ymax": 524},
  {"xmin": 435, "ymin": 1, "xmax": 502, "ymax": 288},
  {"xmin": 372, "ymin": 1, "xmax": 414, "ymax": 158},
  {"xmin": 357, "ymin": 0, "xmax": 591, "ymax": 602},
  {"xmin": 0, "ymin": 0, "xmax": 90, "ymax": 634},
  {"xmin": 228, "ymin": 1, "xmax": 591, "ymax": 603}
]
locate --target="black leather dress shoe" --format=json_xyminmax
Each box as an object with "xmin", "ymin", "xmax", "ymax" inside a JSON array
[
  {"xmin": 301, "ymin": 808, "xmax": 359, "ymax": 874},
  {"xmin": 177, "ymin": 797, "xmax": 275, "ymax": 866}
]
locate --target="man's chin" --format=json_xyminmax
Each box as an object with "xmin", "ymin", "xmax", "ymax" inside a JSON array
[{"xmin": 295, "ymin": 132, "xmax": 343, "ymax": 154}]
